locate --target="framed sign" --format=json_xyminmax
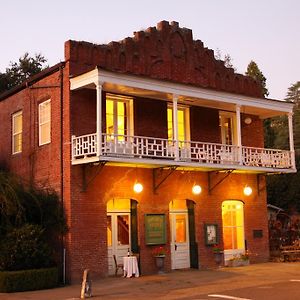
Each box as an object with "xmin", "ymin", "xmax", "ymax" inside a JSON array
[
  {"xmin": 204, "ymin": 224, "xmax": 218, "ymax": 245},
  {"xmin": 145, "ymin": 214, "xmax": 166, "ymax": 245}
]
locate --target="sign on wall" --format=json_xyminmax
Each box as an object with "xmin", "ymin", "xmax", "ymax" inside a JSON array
[{"xmin": 145, "ymin": 214, "xmax": 167, "ymax": 245}]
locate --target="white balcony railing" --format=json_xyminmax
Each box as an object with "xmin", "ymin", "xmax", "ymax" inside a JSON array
[{"xmin": 71, "ymin": 133, "xmax": 294, "ymax": 170}]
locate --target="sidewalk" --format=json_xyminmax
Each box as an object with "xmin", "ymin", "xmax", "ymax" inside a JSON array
[{"xmin": 1, "ymin": 263, "xmax": 300, "ymax": 300}]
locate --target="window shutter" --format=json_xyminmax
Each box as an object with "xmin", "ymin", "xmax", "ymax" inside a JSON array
[
  {"xmin": 130, "ymin": 199, "xmax": 139, "ymax": 254},
  {"xmin": 187, "ymin": 199, "xmax": 198, "ymax": 269}
]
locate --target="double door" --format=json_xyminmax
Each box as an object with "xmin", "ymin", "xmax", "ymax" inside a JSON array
[{"xmin": 107, "ymin": 213, "xmax": 130, "ymax": 275}]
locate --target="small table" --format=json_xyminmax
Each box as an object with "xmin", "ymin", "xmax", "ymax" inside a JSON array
[{"xmin": 123, "ymin": 256, "xmax": 139, "ymax": 278}]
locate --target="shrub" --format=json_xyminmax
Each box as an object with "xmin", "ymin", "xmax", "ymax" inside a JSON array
[
  {"xmin": 0, "ymin": 224, "xmax": 53, "ymax": 271},
  {"xmin": 0, "ymin": 267, "xmax": 58, "ymax": 292}
]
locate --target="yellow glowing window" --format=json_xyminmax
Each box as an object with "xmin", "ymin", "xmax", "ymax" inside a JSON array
[
  {"xmin": 220, "ymin": 112, "xmax": 236, "ymax": 145},
  {"xmin": 12, "ymin": 111, "xmax": 22, "ymax": 154},
  {"xmin": 175, "ymin": 215, "xmax": 186, "ymax": 243},
  {"xmin": 167, "ymin": 107, "xmax": 188, "ymax": 143},
  {"xmin": 222, "ymin": 201, "xmax": 244, "ymax": 250},
  {"xmin": 106, "ymin": 94, "xmax": 130, "ymax": 141}
]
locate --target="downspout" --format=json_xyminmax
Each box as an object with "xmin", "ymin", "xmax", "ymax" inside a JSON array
[{"xmin": 59, "ymin": 65, "xmax": 66, "ymax": 285}]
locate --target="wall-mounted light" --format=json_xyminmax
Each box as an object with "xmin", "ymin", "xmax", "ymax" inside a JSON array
[
  {"xmin": 244, "ymin": 117, "xmax": 252, "ymax": 125},
  {"xmin": 243, "ymin": 186, "xmax": 252, "ymax": 196},
  {"xmin": 133, "ymin": 182, "xmax": 143, "ymax": 193},
  {"xmin": 192, "ymin": 184, "xmax": 202, "ymax": 195}
]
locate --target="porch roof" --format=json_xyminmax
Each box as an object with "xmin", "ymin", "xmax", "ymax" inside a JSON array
[{"xmin": 70, "ymin": 67, "xmax": 294, "ymax": 119}]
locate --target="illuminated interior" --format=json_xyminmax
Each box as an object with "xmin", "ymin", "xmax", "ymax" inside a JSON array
[
  {"xmin": 219, "ymin": 112, "xmax": 236, "ymax": 145},
  {"xmin": 107, "ymin": 215, "xmax": 112, "ymax": 246},
  {"xmin": 106, "ymin": 95, "xmax": 128, "ymax": 141},
  {"xmin": 222, "ymin": 200, "xmax": 245, "ymax": 250},
  {"xmin": 167, "ymin": 107, "xmax": 187, "ymax": 145},
  {"xmin": 175, "ymin": 215, "xmax": 186, "ymax": 243}
]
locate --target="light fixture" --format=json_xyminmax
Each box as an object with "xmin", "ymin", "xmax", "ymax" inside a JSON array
[
  {"xmin": 192, "ymin": 184, "xmax": 202, "ymax": 195},
  {"xmin": 133, "ymin": 182, "xmax": 143, "ymax": 193},
  {"xmin": 243, "ymin": 186, "xmax": 252, "ymax": 196},
  {"xmin": 244, "ymin": 117, "xmax": 252, "ymax": 125}
]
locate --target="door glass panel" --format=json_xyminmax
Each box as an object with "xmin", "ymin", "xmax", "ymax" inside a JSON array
[
  {"xmin": 222, "ymin": 201, "xmax": 244, "ymax": 250},
  {"xmin": 175, "ymin": 215, "xmax": 186, "ymax": 243},
  {"xmin": 117, "ymin": 215, "xmax": 129, "ymax": 245},
  {"xmin": 107, "ymin": 216, "xmax": 112, "ymax": 246}
]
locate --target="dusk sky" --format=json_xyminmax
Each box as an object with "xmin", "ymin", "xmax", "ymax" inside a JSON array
[{"xmin": 0, "ymin": 0, "xmax": 299, "ymax": 100}]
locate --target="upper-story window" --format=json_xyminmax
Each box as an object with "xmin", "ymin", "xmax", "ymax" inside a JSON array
[
  {"xmin": 12, "ymin": 111, "xmax": 22, "ymax": 154},
  {"xmin": 219, "ymin": 111, "xmax": 236, "ymax": 145},
  {"xmin": 39, "ymin": 99, "xmax": 51, "ymax": 146},
  {"xmin": 167, "ymin": 105, "xmax": 190, "ymax": 144},
  {"xmin": 106, "ymin": 94, "xmax": 133, "ymax": 141}
]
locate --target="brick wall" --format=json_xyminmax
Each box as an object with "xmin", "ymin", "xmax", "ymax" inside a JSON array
[
  {"xmin": 65, "ymin": 21, "xmax": 263, "ymax": 99},
  {"xmin": 0, "ymin": 71, "xmax": 63, "ymax": 193},
  {"xmin": 67, "ymin": 165, "xmax": 269, "ymax": 281}
]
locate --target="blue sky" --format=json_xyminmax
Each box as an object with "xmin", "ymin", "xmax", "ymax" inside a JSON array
[{"xmin": 0, "ymin": 0, "xmax": 299, "ymax": 100}]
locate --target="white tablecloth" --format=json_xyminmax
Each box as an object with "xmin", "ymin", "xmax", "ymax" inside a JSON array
[{"xmin": 123, "ymin": 256, "xmax": 139, "ymax": 277}]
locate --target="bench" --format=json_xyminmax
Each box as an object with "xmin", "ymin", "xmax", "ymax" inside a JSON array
[{"xmin": 280, "ymin": 240, "xmax": 300, "ymax": 262}]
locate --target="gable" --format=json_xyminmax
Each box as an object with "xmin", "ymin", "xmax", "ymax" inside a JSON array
[{"xmin": 65, "ymin": 21, "xmax": 263, "ymax": 98}]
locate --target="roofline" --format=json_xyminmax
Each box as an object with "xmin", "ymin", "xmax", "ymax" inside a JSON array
[{"xmin": 0, "ymin": 62, "xmax": 65, "ymax": 101}]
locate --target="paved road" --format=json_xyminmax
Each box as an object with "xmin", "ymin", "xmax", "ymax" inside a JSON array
[{"xmin": 1, "ymin": 263, "xmax": 300, "ymax": 299}]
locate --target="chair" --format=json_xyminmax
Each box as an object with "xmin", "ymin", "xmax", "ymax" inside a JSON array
[{"xmin": 113, "ymin": 254, "xmax": 123, "ymax": 276}]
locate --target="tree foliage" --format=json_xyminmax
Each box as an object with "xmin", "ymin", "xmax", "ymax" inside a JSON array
[
  {"xmin": 267, "ymin": 81, "xmax": 300, "ymax": 211},
  {"xmin": 245, "ymin": 60, "xmax": 269, "ymax": 97},
  {"xmin": 215, "ymin": 48, "xmax": 236, "ymax": 71},
  {"xmin": 0, "ymin": 53, "xmax": 48, "ymax": 94},
  {"xmin": 0, "ymin": 170, "xmax": 66, "ymax": 271}
]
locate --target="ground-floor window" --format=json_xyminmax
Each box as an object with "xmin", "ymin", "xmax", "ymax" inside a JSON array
[{"xmin": 222, "ymin": 200, "xmax": 245, "ymax": 251}]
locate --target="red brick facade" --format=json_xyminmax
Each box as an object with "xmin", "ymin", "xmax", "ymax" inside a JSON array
[{"xmin": 0, "ymin": 21, "xmax": 271, "ymax": 283}]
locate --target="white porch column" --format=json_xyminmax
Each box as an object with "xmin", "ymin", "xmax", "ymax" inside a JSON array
[
  {"xmin": 236, "ymin": 104, "xmax": 242, "ymax": 165},
  {"xmin": 288, "ymin": 112, "xmax": 296, "ymax": 169},
  {"xmin": 96, "ymin": 81, "xmax": 103, "ymax": 157},
  {"xmin": 173, "ymin": 94, "xmax": 179, "ymax": 161}
]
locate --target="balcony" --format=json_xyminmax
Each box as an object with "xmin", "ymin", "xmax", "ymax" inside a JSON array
[{"xmin": 71, "ymin": 133, "xmax": 294, "ymax": 173}]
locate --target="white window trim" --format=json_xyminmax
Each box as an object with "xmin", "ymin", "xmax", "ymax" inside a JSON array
[
  {"xmin": 219, "ymin": 111, "xmax": 237, "ymax": 145},
  {"xmin": 12, "ymin": 110, "xmax": 22, "ymax": 154},
  {"xmin": 39, "ymin": 99, "xmax": 51, "ymax": 146},
  {"xmin": 167, "ymin": 104, "xmax": 190, "ymax": 142},
  {"xmin": 106, "ymin": 94, "xmax": 134, "ymax": 137}
]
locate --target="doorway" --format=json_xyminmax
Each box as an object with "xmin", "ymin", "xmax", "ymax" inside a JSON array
[
  {"xmin": 107, "ymin": 199, "xmax": 131, "ymax": 275},
  {"xmin": 169, "ymin": 200, "xmax": 190, "ymax": 269}
]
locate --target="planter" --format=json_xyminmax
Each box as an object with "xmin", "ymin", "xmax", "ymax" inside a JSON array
[
  {"xmin": 227, "ymin": 259, "xmax": 249, "ymax": 267},
  {"xmin": 213, "ymin": 252, "xmax": 223, "ymax": 265},
  {"xmin": 154, "ymin": 255, "xmax": 165, "ymax": 274}
]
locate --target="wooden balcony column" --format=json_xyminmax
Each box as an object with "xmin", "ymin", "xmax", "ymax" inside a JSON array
[
  {"xmin": 173, "ymin": 94, "xmax": 180, "ymax": 161},
  {"xmin": 288, "ymin": 112, "xmax": 296, "ymax": 169},
  {"xmin": 96, "ymin": 81, "xmax": 104, "ymax": 157},
  {"xmin": 235, "ymin": 104, "xmax": 243, "ymax": 165}
]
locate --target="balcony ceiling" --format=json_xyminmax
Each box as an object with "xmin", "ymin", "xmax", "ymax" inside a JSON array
[{"xmin": 70, "ymin": 68, "xmax": 294, "ymax": 119}]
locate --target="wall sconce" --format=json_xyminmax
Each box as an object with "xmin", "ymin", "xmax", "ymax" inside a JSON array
[
  {"xmin": 244, "ymin": 117, "xmax": 252, "ymax": 125},
  {"xmin": 133, "ymin": 182, "xmax": 143, "ymax": 193},
  {"xmin": 243, "ymin": 186, "xmax": 252, "ymax": 196},
  {"xmin": 192, "ymin": 184, "xmax": 202, "ymax": 195}
]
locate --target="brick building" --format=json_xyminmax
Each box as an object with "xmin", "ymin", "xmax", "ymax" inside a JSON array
[{"xmin": 0, "ymin": 21, "xmax": 296, "ymax": 282}]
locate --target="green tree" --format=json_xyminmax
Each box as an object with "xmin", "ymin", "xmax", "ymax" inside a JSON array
[
  {"xmin": 245, "ymin": 60, "xmax": 269, "ymax": 97},
  {"xmin": 0, "ymin": 53, "xmax": 48, "ymax": 94},
  {"xmin": 267, "ymin": 81, "xmax": 300, "ymax": 212}
]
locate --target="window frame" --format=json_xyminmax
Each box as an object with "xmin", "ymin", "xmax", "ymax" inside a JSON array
[
  {"xmin": 38, "ymin": 99, "xmax": 51, "ymax": 146},
  {"xmin": 105, "ymin": 94, "xmax": 134, "ymax": 139},
  {"xmin": 12, "ymin": 110, "xmax": 23, "ymax": 154},
  {"xmin": 219, "ymin": 111, "xmax": 237, "ymax": 145},
  {"xmin": 167, "ymin": 104, "xmax": 190, "ymax": 143}
]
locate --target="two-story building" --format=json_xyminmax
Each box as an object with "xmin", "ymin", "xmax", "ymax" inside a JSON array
[{"xmin": 0, "ymin": 21, "xmax": 296, "ymax": 282}]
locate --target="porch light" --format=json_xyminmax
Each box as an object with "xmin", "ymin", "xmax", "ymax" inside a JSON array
[
  {"xmin": 243, "ymin": 186, "xmax": 252, "ymax": 196},
  {"xmin": 192, "ymin": 184, "xmax": 202, "ymax": 195},
  {"xmin": 244, "ymin": 117, "xmax": 252, "ymax": 125},
  {"xmin": 133, "ymin": 182, "xmax": 143, "ymax": 193}
]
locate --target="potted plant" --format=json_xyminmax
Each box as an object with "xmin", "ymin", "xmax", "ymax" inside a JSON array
[
  {"xmin": 212, "ymin": 244, "xmax": 223, "ymax": 265},
  {"xmin": 227, "ymin": 252, "xmax": 250, "ymax": 267},
  {"xmin": 152, "ymin": 246, "xmax": 168, "ymax": 274}
]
